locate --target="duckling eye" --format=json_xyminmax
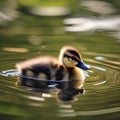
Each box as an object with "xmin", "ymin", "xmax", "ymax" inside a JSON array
[
  {"xmin": 64, "ymin": 54, "xmax": 72, "ymax": 61},
  {"xmin": 68, "ymin": 57, "xmax": 72, "ymax": 61}
]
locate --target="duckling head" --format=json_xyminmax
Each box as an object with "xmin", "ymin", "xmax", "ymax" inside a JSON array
[{"xmin": 59, "ymin": 46, "xmax": 90, "ymax": 70}]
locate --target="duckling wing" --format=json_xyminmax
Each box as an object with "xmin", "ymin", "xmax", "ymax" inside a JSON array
[
  {"xmin": 16, "ymin": 56, "xmax": 64, "ymax": 80},
  {"xmin": 55, "ymin": 65, "xmax": 66, "ymax": 80}
]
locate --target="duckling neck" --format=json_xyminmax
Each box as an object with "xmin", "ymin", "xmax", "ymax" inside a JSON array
[
  {"xmin": 67, "ymin": 67, "xmax": 74, "ymax": 71},
  {"xmin": 67, "ymin": 67, "xmax": 75, "ymax": 79},
  {"xmin": 66, "ymin": 67, "xmax": 84, "ymax": 81}
]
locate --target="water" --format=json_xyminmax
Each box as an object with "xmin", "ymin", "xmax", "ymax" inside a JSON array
[{"xmin": 0, "ymin": 0, "xmax": 120, "ymax": 120}]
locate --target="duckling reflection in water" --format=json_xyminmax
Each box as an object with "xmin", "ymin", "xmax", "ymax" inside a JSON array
[{"xmin": 16, "ymin": 46, "xmax": 90, "ymax": 94}]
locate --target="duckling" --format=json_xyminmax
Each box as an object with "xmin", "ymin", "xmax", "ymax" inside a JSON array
[{"xmin": 16, "ymin": 46, "xmax": 90, "ymax": 91}]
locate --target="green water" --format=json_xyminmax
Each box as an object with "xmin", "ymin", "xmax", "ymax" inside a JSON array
[{"xmin": 0, "ymin": 0, "xmax": 120, "ymax": 120}]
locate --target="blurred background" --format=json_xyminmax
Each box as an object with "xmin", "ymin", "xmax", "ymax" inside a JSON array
[{"xmin": 0, "ymin": 0, "xmax": 120, "ymax": 120}]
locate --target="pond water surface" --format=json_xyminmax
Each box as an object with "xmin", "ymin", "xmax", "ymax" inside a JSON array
[{"xmin": 0, "ymin": 0, "xmax": 120, "ymax": 120}]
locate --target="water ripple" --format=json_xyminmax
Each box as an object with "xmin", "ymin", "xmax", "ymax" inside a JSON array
[
  {"xmin": 76, "ymin": 107, "xmax": 120, "ymax": 116},
  {"xmin": 0, "ymin": 53, "xmax": 119, "ymax": 119}
]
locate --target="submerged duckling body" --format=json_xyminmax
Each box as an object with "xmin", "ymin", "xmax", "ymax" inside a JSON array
[{"xmin": 16, "ymin": 46, "xmax": 90, "ymax": 90}]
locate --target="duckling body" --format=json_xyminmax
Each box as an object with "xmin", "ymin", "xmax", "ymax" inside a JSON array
[{"xmin": 16, "ymin": 46, "xmax": 90, "ymax": 90}]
